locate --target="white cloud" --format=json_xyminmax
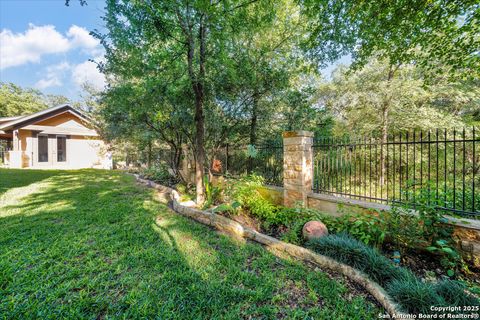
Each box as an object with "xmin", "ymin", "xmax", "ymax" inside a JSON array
[
  {"xmin": 0, "ymin": 24, "xmax": 103, "ymax": 70},
  {"xmin": 34, "ymin": 62, "xmax": 71, "ymax": 89},
  {"xmin": 67, "ymin": 25, "xmax": 101, "ymax": 54},
  {"xmin": 72, "ymin": 60, "xmax": 106, "ymax": 90},
  {"xmin": 0, "ymin": 24, "xmax": 70, "ymax": 70},
  {"xmin": 34, "ymin": 77, "xmax": 62, "ymax": 90}
]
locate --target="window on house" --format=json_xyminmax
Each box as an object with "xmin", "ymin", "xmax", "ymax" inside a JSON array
[
  {"xmin": 57, "ymin": 136, "xmax": 66, "ymax": 162},
  {"xmin": 38, "ymin": 135, "xmax": 48, "ymax": 162}
]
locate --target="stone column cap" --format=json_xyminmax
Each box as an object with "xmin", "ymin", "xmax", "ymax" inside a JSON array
[{"xmin": 282, "ymin": 130, "xmax": 314, "ymax": 138}]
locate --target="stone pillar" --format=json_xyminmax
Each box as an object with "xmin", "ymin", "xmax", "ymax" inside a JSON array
[{"xmin": 283, "ymin": 130, "xmax": 314, "ymax": 207}]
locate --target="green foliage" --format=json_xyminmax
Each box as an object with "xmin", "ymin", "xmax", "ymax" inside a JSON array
[
  {"xmin": 0, "ymin": 169, "xmax": 381, "ymax": 318},
  {"xmin": 279, "ymin": 218, "xmax": 308, "ymax": 245},
  {"xmin": 140, "ymin": 165, "xmax": 177, "ymax": 186},
  {"xmin": 211, "ymin": 201, "xmax": 241, "ymax": 214},
  {"xmin": 310, "ymin": 184, "xmax": 468, "ymax": 276},
  {"xmin": 0, "ymin": 82, "xmax": 71, "ymax": 117},
  {"xmin": 202, "ymin": 177, "xmax": 223, "ymax": 209},
  {"xmin": 397, "ymin": 184, "xmax": 466, "ymax": 276},
  {"xmin": 318, "ymin": 58, "xmax": 470, "ymax": 138},
  {"xmin": 307, "ymin": 233, "xmax": 410, "ymax": 285},
  {"xmin": 307, "ymin": 233, "xmax": 479, "ymax": 313},
  {"xmin": 225, "ymin": 175, "xmax": 278, "ymax": 223},
  {"xmin": 386, "ymin": 277, "xmax": 446, "ymax": 314},
  {"xmin": 326, "ymin": 211, "xmax": 387, "ymax": 247},
  {"xmin": 95, "ymin": 0, "xmax": 317, "ymax": 203},
  {"xmin": 301, "ymin": 0, "xmax": 480, "ymax": 80},
  {"xmin": 434, "ymin": 280, "xmax": 480, "ymax": 307}
]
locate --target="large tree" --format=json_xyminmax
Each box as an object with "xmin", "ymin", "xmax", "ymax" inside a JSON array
[
  {"xmin": 318, "ymin": 57, "xmax": 477, "ymax": 185},
  {"xmin": 300, "ymin": 0, "xmax": 480, "ymax": 80},
  {"xmin": 0, "ymin": 82, "xmax": 70, "ymax": 118},
  {"xmin": 95, "ymin": 0, "xmax": 284, "ymax": 204}
]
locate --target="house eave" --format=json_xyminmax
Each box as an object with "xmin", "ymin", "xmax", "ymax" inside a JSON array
[{"xmin": 0, "ymin": 105, "xmax": 92, "ymax": 131}]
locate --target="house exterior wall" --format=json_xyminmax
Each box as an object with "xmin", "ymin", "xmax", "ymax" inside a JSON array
[
  {"xmin": 67, "ymin": 135, "xmax": 106, "ymax": 169},
  {"xmin": 10, "ymin": 112, "xmax": 109, "ymax": 169}
]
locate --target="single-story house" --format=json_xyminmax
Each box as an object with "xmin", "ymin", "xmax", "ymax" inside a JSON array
[{"xmin": 0, "ymin": 104, "xmax": 111, "ymax": 169}]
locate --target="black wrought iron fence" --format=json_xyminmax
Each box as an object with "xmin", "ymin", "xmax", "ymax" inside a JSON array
[
  {"xmin": 212, "ymin": 141, "xmax": 284, "ymax": 186},
  {"xmin": 312, "ymin": 128, "xmax": 480, "ymax": 218},
  {"xmin": 121, "ymin": 148, "xmax": 176, "ymax": 169}
]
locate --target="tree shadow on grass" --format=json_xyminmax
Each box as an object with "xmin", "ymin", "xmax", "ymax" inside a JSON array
[
  {"xmin": 0, "ymin": 168, "xmax": 68, "ymax": 196},
  {"xmin": 0, "ymin": 170, "xmax": 381, "ymax": 319}
]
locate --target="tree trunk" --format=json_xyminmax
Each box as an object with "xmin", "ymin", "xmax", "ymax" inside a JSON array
[
  {"xmin": 194, "ymin": 99, "xmax": 205, "ymax": 204},
  {"xmin": 248, "ymin": 91, "xmax": 259, "ymax": 173},
  {"xmin": 180, "ymin": 9, "xmax": 207, "ymax": 205},
  {"xmin": 379, "ymin": 65, "xmax": 396, "ymax": 187},
  {"xmin": 249, "ymin": 92, "xmax": 258, "ymax": 146},
  {"xmin": 147, "ymin": 140, "xmax": 152, "ymax": 169},
  {"xmin": 379, "ymin": 105, "xmax": 389, "ymax": 186},
  {"xmin": 188, "ymin": 16, "xmax": 207, "ymax": 205}
]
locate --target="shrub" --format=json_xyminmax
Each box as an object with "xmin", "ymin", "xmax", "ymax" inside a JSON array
[
  {"xmin": 394, "ymin": 183, "xmax": 465, "ymax": 276},
  {"xmin": 140, "ymin": 165, "xmax": 177, "ymax": 186},
  {"xmin": 324, "ymin": 211, "xmax": 387, "ymax": 248},
  {"xmin": 224, "ymin": 175, "xmax": 278, "ymax": 222}
]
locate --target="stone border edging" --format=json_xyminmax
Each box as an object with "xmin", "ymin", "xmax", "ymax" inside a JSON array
[{"xmin": 133, "ymin": 174, "xmax": 402, "ymax": 318}]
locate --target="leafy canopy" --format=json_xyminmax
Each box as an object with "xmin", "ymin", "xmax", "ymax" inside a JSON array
[{"xmin": 301, "ymin": 0, "xmax": 480, "ymax": 79}]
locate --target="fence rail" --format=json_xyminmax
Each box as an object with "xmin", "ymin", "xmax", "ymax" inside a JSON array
[{"xmin": 312, "ymin": 128, "xmax": 479, "ymax": 218}]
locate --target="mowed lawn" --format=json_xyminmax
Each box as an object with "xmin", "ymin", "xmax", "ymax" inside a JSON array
[{"xmin": 0, "ymin": 169, "xmax": 381, "ymax": 319}]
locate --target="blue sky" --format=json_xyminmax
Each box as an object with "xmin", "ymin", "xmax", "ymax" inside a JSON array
[{"xmin": 0, "ymin": 0, "xmax": 107, "ymax": 100}]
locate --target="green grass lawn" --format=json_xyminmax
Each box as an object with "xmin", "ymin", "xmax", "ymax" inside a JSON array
[{"xmin": 0, "ymin": 169, "xmax": 381, "ymax": 319}]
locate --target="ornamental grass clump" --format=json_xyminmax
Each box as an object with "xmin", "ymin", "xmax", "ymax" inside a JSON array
[
  {"xmin": 434, "ymin": 280, "xmax": 480, "ymax": 307},
  {"xmin": 306, "ymin": 233, "xmax": 480, "ymax": 314},
  {"xmin": 386, "ymin": 277, "xmax": 446, "ymax": 314},
  {"xmin": 306, "ymin": 233, "xmax": 409, "ymax": 285}
]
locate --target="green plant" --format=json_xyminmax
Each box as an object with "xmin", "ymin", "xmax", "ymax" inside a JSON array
[
  {"xmin": 140, "ymin": 164, "xmax": 177, "ymax": 186},
  {"xmin": 383, "ymin": 206, "xmax": 424, "ymax": 251},
  {"xmin": 331, "ymin": 211, "xmax": 387, "ymax": 248},
  {"xmin": 434, "ymin": 280, "xmax": 480, "ymax": 307},
  {"xmin": 225, "ymin": 174, "xmax": 278, "ymax": 222},
  {"xmin": 386, "ymin": 277, "xmax": 446, "ymax": 314},
  {"xmin": 306, "ymin": 233, "xmax": 410, "ymax": 285},
  {"xmin": 397, "ymin": 183, "xmax": 464, "ymax": 276},
  {"xmin": 203, "ymin": 176, "xmax": 222, "ymax": 209},
  {"xmin": 212, "ymin": 201, "xmax": 241, "ymax": 215},
  {"xmin": 307, "ymin": 233, "xmax": 479, "ymax": 314},
  {"xmin": 426, "ymin": 240, "xmax": 463, "ymax": 277}
]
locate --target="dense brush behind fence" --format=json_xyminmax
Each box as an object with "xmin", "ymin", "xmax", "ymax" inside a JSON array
[
  {"xmin": 212, "ymin": 141, "xmax": 284, "ymax": 186},
  {"xmin": 313, "ymin": 128, "xmax": 479, "ymax": 217}
]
